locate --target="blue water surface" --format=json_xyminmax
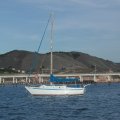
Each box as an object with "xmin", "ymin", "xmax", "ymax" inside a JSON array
[{"xmin": 0, "ymin": 83, "xmax": 120, "ymax": 120}]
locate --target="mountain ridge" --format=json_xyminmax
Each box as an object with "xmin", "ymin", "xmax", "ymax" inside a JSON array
[{"xmin": 0, "ymin": 50, "xmax": 120, "ymax": 73}]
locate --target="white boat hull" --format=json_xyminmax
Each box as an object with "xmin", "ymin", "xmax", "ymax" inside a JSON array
[{"xmin": 25, "ymin": 85, "xmax": 85, "ymax": 96}]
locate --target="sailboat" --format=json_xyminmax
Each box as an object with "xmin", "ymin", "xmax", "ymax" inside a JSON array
[{"xmin": 25, "ymin": 15, "xmax": 87, "ymax": 96}]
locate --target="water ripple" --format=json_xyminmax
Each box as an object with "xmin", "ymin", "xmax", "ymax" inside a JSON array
[{"xmin": 0, "ymin": 84, "xmax": 120, "ymax": 120}]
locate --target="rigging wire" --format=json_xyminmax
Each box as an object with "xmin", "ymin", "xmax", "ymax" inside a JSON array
[
  {"xmin": 28, "ymin": 14, "xmax": 52, "ymax": 75},
  {"xmin": 37, "ymin": 14, "xmax": 52, "ymax": 53}
]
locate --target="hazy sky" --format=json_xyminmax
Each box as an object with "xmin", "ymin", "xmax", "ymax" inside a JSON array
[{"xmin": 0, "ymin": 0, "xmax": 120, "ymax": 62}]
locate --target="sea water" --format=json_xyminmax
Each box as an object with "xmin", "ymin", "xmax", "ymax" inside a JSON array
[{"xmin": 0, "ymin": 83, "xmax": 120, "ymax": 120}]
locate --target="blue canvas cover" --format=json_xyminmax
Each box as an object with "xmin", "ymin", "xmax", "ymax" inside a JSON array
[{"xmin": 49, "ymin": 74, "xmax": 80, "ymax": 83}]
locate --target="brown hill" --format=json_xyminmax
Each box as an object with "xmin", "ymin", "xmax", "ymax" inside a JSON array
[{"xmin": 0, "ymin": 50, "xmax": 120, "ymax": 73}]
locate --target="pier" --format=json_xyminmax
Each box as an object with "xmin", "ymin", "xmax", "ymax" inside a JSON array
[{"xmin": 0, "ymin": 73, "xmax": 120, "ymax": 85}]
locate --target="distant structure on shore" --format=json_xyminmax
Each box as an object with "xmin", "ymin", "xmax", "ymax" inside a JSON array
[{"xmin": 0, "ymin": 73, "xmax": 120, "ymax": 85}]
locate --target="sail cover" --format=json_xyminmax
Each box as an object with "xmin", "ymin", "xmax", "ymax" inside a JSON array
[{"xmin": 49, "ymin": 74, "xmax": 80, "ymax": 82}]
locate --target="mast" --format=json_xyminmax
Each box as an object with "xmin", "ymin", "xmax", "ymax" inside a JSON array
[{"xmin": 50, "ymin": 14, "xmax": 54, "ymax": 74}]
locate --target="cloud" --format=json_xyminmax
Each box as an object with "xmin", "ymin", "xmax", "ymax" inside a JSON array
[
  {"xmin": 16, "ymin": 0, "xmax": 120, "ymax": 9},
  {"xmin": 8, "ymin": 0, "xmax": 120, "ymax": 12},
  {"xmin": 14, "ymin": 0, "xmax": 68, "ymax": 12},
  {"xmin": 68, "ymin": 0, "xmax": 120, "ymax": 8}
]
